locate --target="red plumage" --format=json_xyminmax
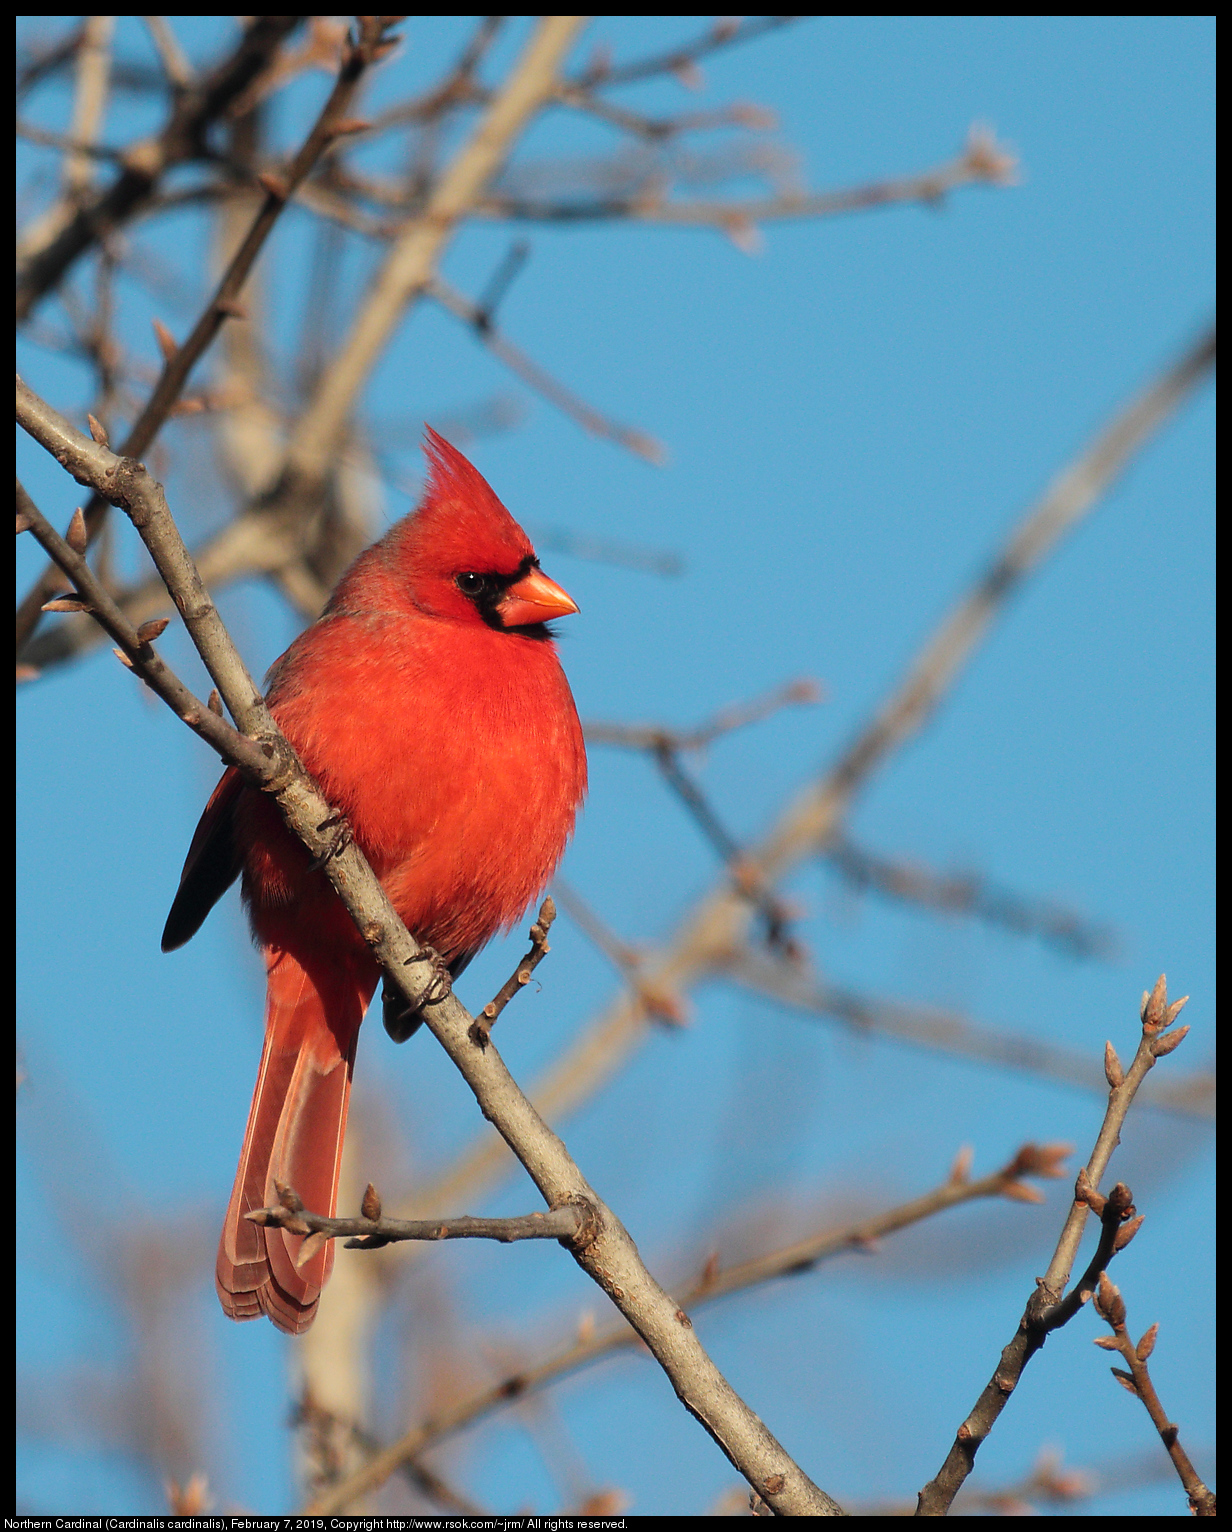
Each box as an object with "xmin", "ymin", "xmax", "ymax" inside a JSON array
[{"xmin": 163, "ymin": 430, "xmax": 586, "ymax": 1333}]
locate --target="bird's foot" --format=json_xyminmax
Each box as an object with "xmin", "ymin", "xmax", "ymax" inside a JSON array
[
  {"xmin": 381, "ymin": 948, "xmax": 452, "ymax": 1042},
  {"xmin": 308, "ymin": 811, "xmax": 352, "ymax": 871}
]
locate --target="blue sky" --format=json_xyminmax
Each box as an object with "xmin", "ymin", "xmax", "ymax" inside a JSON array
[{"xmin": 17, "ymin": 16, "xmax": 1214, "ymax": 1517}]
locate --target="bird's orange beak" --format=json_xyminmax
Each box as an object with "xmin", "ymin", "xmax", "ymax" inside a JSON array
[{"xmin": 499, "ymin": 566, "xmax": 579, "ymax": 628}]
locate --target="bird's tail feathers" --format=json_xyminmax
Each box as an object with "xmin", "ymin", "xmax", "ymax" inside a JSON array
[{"xmin": 216, "ymin": 947, "xmax": 374, "ymax": 1335}]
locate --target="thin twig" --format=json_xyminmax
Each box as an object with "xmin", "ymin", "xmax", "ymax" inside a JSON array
[
  {"xmin": 1091, "ymin": 1275, "xmax": 1216, "ymax": 1515},
  {"xmin": 15, "ymin": 120, "xmax": 126, "ymax": 162},
  {"xmin": 588, "ymin": 680, "xmax": 825, "ymax": 953},
  {"xmin": 294, "ymin": 1390, "xmax": 489, "ymax": 1515},
  {"xmin": 552, "ymin": 878, "xmax": 688, "ymax": 1027},
  {"xmin": 651, "ymin": 741, "xmax": 803, "ymax": 956},
  {"xmin": 359, "ymin": 15, "xmax": 502, "ymax": 134},
  {"xmin": 573, "ymin": 17, "xmax": 800, "ymax": 91},
  {"xmin": 916, "ymin": 976, "xmax": 1191, "ymax": 1516},
  {"xmin": 247, "ymin": 1179, "xmax": 587, "ymax": 1251},
  {"xmin": 473, "ymin": 896, "xmax": 557, "ymax": 1041},
  {"xmin": 529, "ymin": 524, "xmax": 684, "ymax": 576},
  {"xmin": 556, "ymin": 85, "xmax": 778, "ymax": 143},
  {"xmin": 475, "ymin": 126, "xmax": 1016, "ymax": 229},
  {"xmin": 585, "ymin": 677, "xmax": 821, "ymax": 753},
  {"xmin": 857, "ymin": 1427, "xmax": 1203, "ymax": 1515}
]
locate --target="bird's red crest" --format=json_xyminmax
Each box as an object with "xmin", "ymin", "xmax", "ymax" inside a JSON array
[{"xmin": 413, "ymin": 426, "xmax": 536, "ymax": 577}]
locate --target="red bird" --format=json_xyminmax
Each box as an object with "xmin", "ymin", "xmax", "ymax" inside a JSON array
[{"xmin": 162, "ymin": 430, "xmax": 586, "ymax": 1334}]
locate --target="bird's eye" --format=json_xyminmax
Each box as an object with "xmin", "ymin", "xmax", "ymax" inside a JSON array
[{"xmin": 456, "ymin": 572, "xmax": 487, "ymax": 597}]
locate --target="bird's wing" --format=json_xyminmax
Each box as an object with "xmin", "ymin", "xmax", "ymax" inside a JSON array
[{"xmin": 161, "ymin": 767, "xmax": 245, "ymax": 951}]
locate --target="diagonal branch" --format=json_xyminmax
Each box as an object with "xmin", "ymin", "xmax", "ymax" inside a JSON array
[
  {"xmin": 915, "ymin": 977, "xmax": 1192, "ymax": 1515},
  {"xmin": 428, "ymin": 272, "xmax": 665, "ymax": 462},
  {"xmin": 16, "ymin": 471, "xmax": 264, "ymax": 775},
  {"xmin": 1091, "ymin": 1274, "xmax": 1216, "ymax": 1515},
  {"xmin": 585, "ymin": 677, "xmax": 822, "ymax": 753},
  {"xmin": 825, "ymin": 833, "xmax": 1117, "ymax": 960}
]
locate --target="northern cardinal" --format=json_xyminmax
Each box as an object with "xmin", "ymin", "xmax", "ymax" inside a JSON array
[{"xmin": 162, "ymin": 429, "xmax": 587, "ymax": 1334}]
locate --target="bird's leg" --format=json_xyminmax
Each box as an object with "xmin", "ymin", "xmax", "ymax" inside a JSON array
[{"xmin": 382, "ymin": 948, "xmax": 453, "ymax": 1042}]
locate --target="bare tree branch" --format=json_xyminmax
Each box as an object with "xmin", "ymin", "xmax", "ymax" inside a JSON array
[
  {"xmin": 16, "ymin": 471, "xmax": 263, "ymax": 774},
  {"xmin": 475, "ymin": 125, "xmax": 1016, "ymax": 231},
  {"xmin": 573, "ymin": 17, "xmax": 801, "ymax": 91},
  {"xmin": 585, "ymin": 677, "xmax": 822, "ymax": 753},
  {"xmin": 916, "ymin": 976, "xmax": 1192, "ymax": 1515},
  {"xmin": 142, "ymin": 16, "xmax": 196, "ymax": 91},
  {"xmin": 248, "ymin": 1180, "xmax": 588, "ymax": 1252},
  {"xmin": 1091, "ymin": 1274, "xmax": 1216, "ymax": 1515},
  {"xmin": 429, "ymin": 272, "xmax": 665, "ymax": 462},
  {"xmin": 249, "ymin": 1176, "xmax": 588, "ymax": 1250},
  {"xmin": 282, "ymin": 17, "xmax": 591, "ymax": 494},
  {"xmin": 16, "ymin": 16, "xmax": 304, "ymax": 320},
  {"xmin": 473, "ymin": 895, "xmax": 557, "ymax": 1038}
]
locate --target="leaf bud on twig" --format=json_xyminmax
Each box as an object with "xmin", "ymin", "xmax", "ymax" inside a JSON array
[
  {"xmin": 137, "ymin": 617, "xmax": 171, "ymax": 645},
  {"xmin": 66, "ymin": 507, "xmax": 88, "ymax": 554},
  {"xmin": 1113, "ymin": 1213, "xmax": 1145, "ymax": 1253},
  {"xmin": 152, "ymin": 317, "xmax": 178, "ymax": 361},
  {"xmin": 1151, "ymin": 1023, "xmax": 1190, "ymax": 1058},
  {"xmin": 1094, "ymin": 1271, "xmax": 1126, "ymax": 1328},
  {"xmin": 295, "ymin": 1230, "xmax": 329, "ymax": 1270}
]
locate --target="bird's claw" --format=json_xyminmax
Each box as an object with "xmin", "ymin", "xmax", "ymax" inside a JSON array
[
  {"xmin": 308, "ymin": 811, "xmax": 352, "ymax": 872},
  {"xmin": 417, "ymin": 947, "xmax": 454, "ymax": 1007},
  {"xmin": 381, "ymin": 948, "xmax": 452, "ymax": 1043}
]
